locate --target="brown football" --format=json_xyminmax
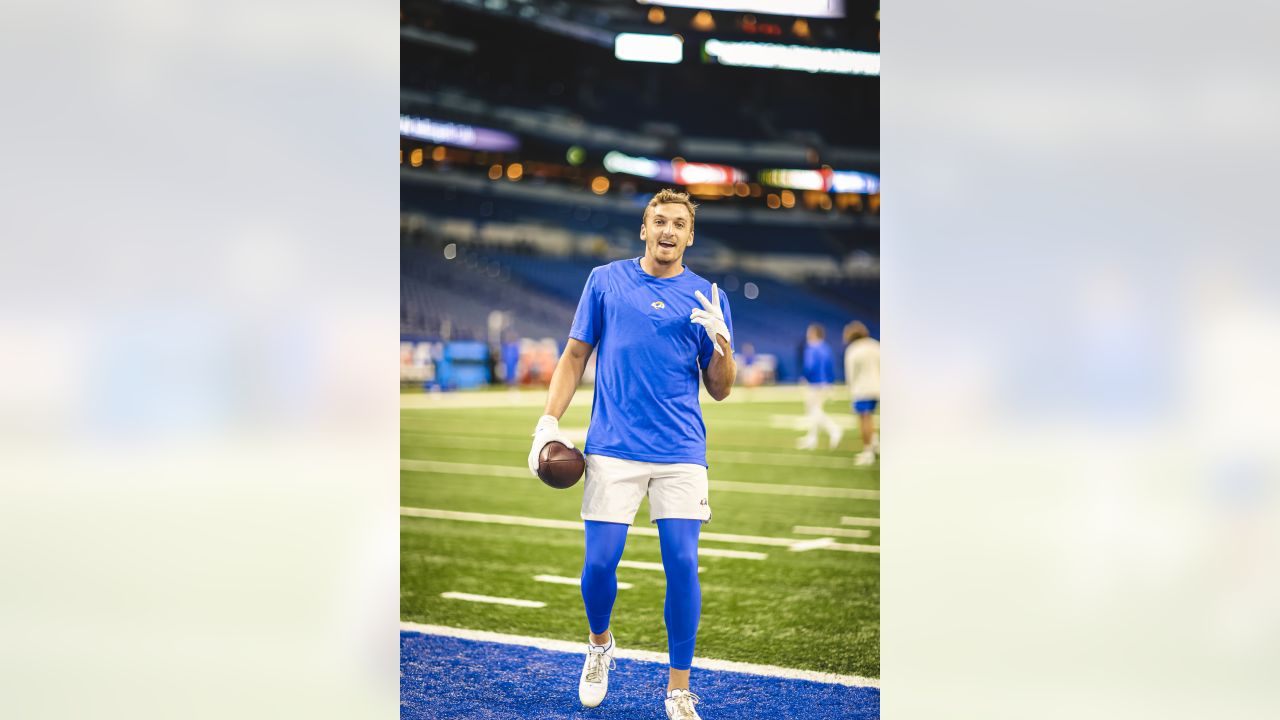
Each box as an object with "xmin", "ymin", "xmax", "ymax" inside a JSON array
[{"xmin": 537, "ymin": 441, "xmax": 585, "ymax": 489}]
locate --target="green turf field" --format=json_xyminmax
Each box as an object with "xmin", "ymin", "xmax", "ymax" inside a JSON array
[{"xmin": 401, "ymin": 388, "xmax": 880, "ymax": 679}]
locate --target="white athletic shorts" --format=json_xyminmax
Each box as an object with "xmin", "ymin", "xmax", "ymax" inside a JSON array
[{"xmin": 581, "ymin": 454, "xmax": 711, "ymax": 525}]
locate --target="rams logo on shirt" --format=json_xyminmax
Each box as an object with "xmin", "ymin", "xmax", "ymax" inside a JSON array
[{"xmin": 651, "ymin": 301, "xmax": 665, "ymax": 310}]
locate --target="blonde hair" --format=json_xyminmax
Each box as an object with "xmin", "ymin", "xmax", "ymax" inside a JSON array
[
  {"xmin": 844, "ymin": 321, "xmax": 869, "ymax": 343},
  {"xmin": 642, "ymin": 188, "xmax": 699, "ymax": 231}
]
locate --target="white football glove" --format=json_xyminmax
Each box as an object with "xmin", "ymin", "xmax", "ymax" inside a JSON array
[
  {"xmin": 690, "ymin": 282, "xmax": 731, "ymax": 357},
  {"xmin": 528, "ymin": 414, "xmax": 575, "ymax": 477}
]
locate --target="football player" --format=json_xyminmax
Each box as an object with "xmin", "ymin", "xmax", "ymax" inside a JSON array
[
  {"xmin": 797, "ymin": 323, "xmax": 844, "ymax": 450},
  {"xmin": 843, "ymin": 321, "xmax": 880, "ymax": 465},
  {"xmin": 527, "ymin": 189, "xmax": 736, "ymax": 720}
]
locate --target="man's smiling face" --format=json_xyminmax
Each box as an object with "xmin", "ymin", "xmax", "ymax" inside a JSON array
[{"xmin": 640, "ymin": 203, "xmax": 694, "ymax": 267}]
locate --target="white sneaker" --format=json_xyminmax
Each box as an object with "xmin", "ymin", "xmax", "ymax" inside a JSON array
[
  {"xmin": 855, "ymin": 449, "xmax": 876, "ymax": 466},
  {"xmin": 871, "ymin": 432, "xmax": 880, "ymax": 455},
  {"xmin": 578, "ymin": 634, "xmax": 616, "ymax": 708},
  {"xmin": 665, "ymin": 688, "xmax": 703, "ymax": 720},
  {"xmin": 796, "ymin": 435, "xmax": 818, "ymax": 450},
  {"xmin": 828, "ymin": 426, "xmax": 844, "ymax": 450}
]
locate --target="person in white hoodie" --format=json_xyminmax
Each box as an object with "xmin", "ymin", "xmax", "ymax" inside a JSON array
[{"xmin": 843, "ymin": 321, "xmax": 880, "ymax": 466}]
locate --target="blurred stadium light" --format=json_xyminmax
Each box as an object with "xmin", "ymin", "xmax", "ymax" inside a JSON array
[
  {"xmin": 703, "ymin": 39, "xmax": 880, "ymax": 76},
  {"xmin": 399, "ymin": 115, "xmax": 519, "ymax": 151},
  {"xmin": 634, "ymin": 0, "xmax": 847, "ymax": 19},
  {"xmin": 614, "ymin": 32, "xmax": 684, "ymax": 64}
]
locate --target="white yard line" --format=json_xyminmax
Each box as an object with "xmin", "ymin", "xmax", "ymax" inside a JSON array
[
  {"xmin": 403, "ymin": 506, "xmax": 580, "ymax": 530},
  {"xmin": 534, "ymin": 574, "xmax": 633, "ymax": 590},
  {"xmin": 712, "ymin": 480, "xmax": 879, "ymax": 500},
  {"xmin": 400, "ymin": 622, "xmax": 879, "ymax": 688},
  {"xmin": 400, "ymin": 507, "xmax": 876, "ymax": 553},
  {"xmin": 402, "ymin": 430, "xmax": 589, "ymax": 448},
  {"xmin": 400, "ymin": 434, "xmax": 513, "ymax": 449},
  {"xmin": 840, "ymin": 516, "xmax": 881, "ymax": 527},
  {"xmin": 619, "ymin": 560, "xmax": 705, "ymax": 574},
  {"xmin": 440, "ymin": 592, "xmax": 545, "ymax": 608},
  {"xmin": 792, "ymin": 526, "xmax": 872, "ymax": 539},
  {"xmin": 710, "ymin": 449, "xmax": 856, "ymax": 469},
  {"xmin": 402, "ymin": 458, "xmax": 528, "ymax": 478},
  {"xmin": 787, "ymin": 537, "xmax": 836, "ymax": 552},
  {"xmin": 698, "ymin": 547, "xmax": 767, "ymax": 560},
  {"xmin": 401, "ymin": 436, "xmax": 856, "ymax": 470},
  {"xmin": 401, "ymin": 459, "xmax": 879, "ymax": 500},
  {"xmin": 811, "ymin": 541, "xmax": 881, "ymax": 554}
]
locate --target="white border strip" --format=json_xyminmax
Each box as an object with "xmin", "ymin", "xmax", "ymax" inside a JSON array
[
  {"xmin": 440, "ymin": 592, "xmax": 545, "ymax": 608},
  {"xmin": 400, "ymin": 622, "xmax": 880, "ymax": 688}
]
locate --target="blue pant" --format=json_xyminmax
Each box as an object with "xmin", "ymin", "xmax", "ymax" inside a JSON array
[{"xmin": 581, "ymin": 519, "xmax": 702, "ymax": 670}]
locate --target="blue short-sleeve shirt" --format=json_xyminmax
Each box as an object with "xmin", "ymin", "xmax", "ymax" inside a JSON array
[
  {"xmin": 570, "ymin": 258, "xmax": 734, "ymax": 467},
  {"xmin": 802, "ymin": 341, "xmax": 835, "ymax": 385}
]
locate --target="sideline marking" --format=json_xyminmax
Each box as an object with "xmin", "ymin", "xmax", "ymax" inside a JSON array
[
  {"xmin": 840, "ymin": 516, "xmax": 881, "ymax": 527},
  {"xmin": 401, "ymin": 459, "xmax": 879, "ymax": 500},
  {"xmin": 401, "ymin": 622, "xmax": 879, "ymax": 688},
  {"xmin": 401, "ymin": 507, "xmax": 878, "ymax": 554},
  {"xmin": 441, "ymin": 592, "xmax": 545, "ymax": 608},
  {"xmin": 793, "ymin": 525, "xmax": 872, "ymax": 539},
  {"xmin": 534, "ymin": 574, "xmax": 633, "ymax": 590}
]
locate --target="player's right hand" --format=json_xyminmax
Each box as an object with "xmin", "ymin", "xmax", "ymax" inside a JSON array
[{"xmin": 528, "ymin": 414, "xmax": 575, "ymax": 477}]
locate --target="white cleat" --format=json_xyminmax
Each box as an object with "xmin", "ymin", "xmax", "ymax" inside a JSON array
[
  {"xmin": 828, "ymin": 427, "xmax": 844, "ymax": 450},
  {"xmin": 855, "ymin": 449, "xmax": 876, "ymax": 466},
  {"xmin": 578, "ymin": 634, "xmax": 616, "ymax": 708},
  {"xmin": 796, "ymin": 435, "xmax": 818, "ymax": 451},
  {"xmin": 665, "ymin": 688, "xmax": 703, "ymax": 720}
]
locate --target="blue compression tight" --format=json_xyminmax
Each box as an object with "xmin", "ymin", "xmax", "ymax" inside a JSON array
[
  {"xmin": 580, "ymin": 518, "xmax": 702, "ymax": 671},
  {"xmin": 581, "ymin": 520, "xmax": 629, "ymax": 635}
]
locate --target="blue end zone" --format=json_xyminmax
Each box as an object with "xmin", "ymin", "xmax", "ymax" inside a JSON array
[{"xmin": 402, "ymin": 631, "xmax": 879, "ymax": 719}]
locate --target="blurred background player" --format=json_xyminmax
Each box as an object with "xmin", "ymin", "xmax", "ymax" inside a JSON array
[
  {"xmin": 844, "ymin": 321, "xmax": 880, "ymax": 465},
  {"xmin": 526, "ymin": 189, "xmax": 735, "ymax": 720},
  {"xmin": 500, "ymin": 330, "xmax": 521, "ymax": 392},
  {"xmin": 797, "ymin": 323, "xmax": 844, "ymax": 450}
]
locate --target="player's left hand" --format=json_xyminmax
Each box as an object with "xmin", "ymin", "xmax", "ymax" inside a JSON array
[{"xmin": 691, "ymin": 283, "xmax": 731, "ymax": 356}]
